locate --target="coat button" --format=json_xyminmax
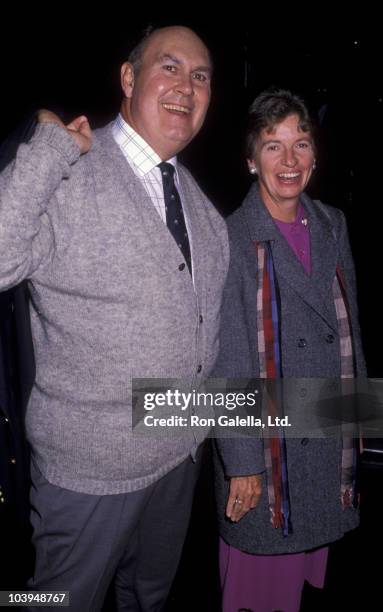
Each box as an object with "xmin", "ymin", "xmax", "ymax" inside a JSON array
[
  {"xmin": 325, "ymin": 334, "xmax": 335, "ymax": 344},
  {"xmin": 199, "ymin": 315, "xmax": 203, "ymax": 323},
  {"xmin": 197, "ymin": 365, "xmax": 202, "ymax": 373},
  {"xmin": 178, "ymin": 263, "xmax": 186, "ymax": 271},
  {"xmin": 301, "ymin": 438, "xmax": 309, "ymax": 446},
  {"xmin": 297, "ymin": 338, "xmax": 307, "ymax": 348}
]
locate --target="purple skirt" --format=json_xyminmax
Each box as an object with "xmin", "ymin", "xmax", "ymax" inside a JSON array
[{"xmin": 219, "ymin": 537, "xmax": 328, "ymax": 612}]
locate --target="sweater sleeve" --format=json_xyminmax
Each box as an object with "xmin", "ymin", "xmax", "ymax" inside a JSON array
[{"xmin": 0, "ymin": 122, "xmax": 80, "ymax": 289}]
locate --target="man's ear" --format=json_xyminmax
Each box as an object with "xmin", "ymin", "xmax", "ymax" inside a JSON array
[{"xmin": 121, "ymin": 62, "xmax": 135, "ymax": 98}]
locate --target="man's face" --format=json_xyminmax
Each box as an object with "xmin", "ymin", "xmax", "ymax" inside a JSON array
[{"xmin": 121, "ymin": 27, "xmax": 212, "ymax": 160}]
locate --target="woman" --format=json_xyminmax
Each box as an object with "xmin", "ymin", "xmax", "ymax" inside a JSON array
[{"xmin": 214, "ymin": 89, "xmax": 366, "ymax": 612}]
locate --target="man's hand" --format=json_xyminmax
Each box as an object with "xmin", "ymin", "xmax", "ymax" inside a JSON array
[
  {"xmin": 37, "ymin": 110, "xmax": 92, "ymax": 154},
  {"xmin": 226, "ymin": 474, "xmax": 262, "ymax": 522}
]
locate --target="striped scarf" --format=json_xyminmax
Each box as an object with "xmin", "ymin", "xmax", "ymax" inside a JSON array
[
  {"xmin": 256, "ymin": 242, "xmax": 358, "ymax": 536},
  {"xmin": 333, "ymin": 266, "xmax": 359, "ymax": 508}
]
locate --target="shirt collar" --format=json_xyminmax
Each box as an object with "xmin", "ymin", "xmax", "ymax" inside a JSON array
[
  {"xmin": 112, "ymin": 113, "xmax": 178, "ymax": 178},
  {"xmin": 273, "ymin": 202, "xmax": 307, "ymax": 227}
]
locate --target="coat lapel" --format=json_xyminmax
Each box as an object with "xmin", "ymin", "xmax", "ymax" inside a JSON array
[
  {"xmin": 177, "ymin": 167, "xmax": 206, "ymax": 300},
  {"xmin": 93, "ymin": 125, "xmax": 195, "ymax": 281},
  {"xmin": 242, "ymin": 184, "xmax": 339, "ymax": 332}
]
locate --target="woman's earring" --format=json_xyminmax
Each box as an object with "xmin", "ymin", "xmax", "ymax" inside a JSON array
[
  {"xmin": 312, "ymin": 161, "xmax": 316, "ymax": 170},
  {"xmin": 249, "ymin": 167, "xmax": 257, "ymax": 175}
]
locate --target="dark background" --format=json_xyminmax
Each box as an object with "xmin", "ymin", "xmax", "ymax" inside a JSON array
[
  {"xmin": 1, "ymin": 13, "xmax": 381, "ymax": 373},
  {"xmin": 1, "ymin": 12, "xmax": 382, "ymax": 610}
]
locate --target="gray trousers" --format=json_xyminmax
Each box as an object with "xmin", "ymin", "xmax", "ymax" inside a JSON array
[{"xmin": 28, "ymin": 451, "xmax": 202, "ymax": 611}]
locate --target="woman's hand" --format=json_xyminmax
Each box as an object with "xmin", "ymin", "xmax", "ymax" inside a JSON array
[{"xmin": 226, "ymin": 474, "xmax": 262, "ymax": 522}]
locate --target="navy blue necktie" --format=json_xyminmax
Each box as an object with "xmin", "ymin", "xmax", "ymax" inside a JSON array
[{"xmin": 158, "ymin": 162, "xmax": 191, "ymax": 274}]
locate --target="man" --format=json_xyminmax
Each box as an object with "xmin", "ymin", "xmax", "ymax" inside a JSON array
[{"xmin": 0, "ymin": 26, "xmax": 228, "ymax": 610}]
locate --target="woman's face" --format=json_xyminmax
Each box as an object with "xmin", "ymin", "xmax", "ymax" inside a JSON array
[{"xmin": 248, "ymin": 113, "xmax": 315, "ymax": 210}]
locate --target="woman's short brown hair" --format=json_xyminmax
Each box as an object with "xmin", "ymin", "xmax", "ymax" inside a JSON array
[{"xmin": 245, "ymin": 88, "xmax": 315, "ymax": 159}]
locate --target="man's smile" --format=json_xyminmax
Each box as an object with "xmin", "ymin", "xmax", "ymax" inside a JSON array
[{"xmin": 162, "ymin": 103, "xmax": 191, "ymax": 114}]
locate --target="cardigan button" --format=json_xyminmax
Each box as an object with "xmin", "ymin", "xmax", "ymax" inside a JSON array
[
  {"xmin": 301, "ymin": 438, "xmax": 309, "ymax": 446},
  {"xmin": 199, "ymin": 314, "xmax": 203, "ymax": 323},
  {"xmin": 325, "ymin": 334, "xmax": 335, "ymax": 344},
  {"xmin": 297, "ymin": 338, "xmax": 307, "ymax": 348},
  {"xmin": 197, "ymin": 364, "xmax": 202, "ymax": 373},
  {"xmin": 178, "ymin": 263, "xmax": 186, "ymax": 271}
]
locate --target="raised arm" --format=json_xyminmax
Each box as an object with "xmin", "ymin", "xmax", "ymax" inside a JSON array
[{"xmin": 0, "ymin": 112, "xmax": 91, "ymax": 289}]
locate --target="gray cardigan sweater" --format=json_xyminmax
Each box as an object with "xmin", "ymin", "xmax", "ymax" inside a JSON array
[
  {"xmin": 213, "ymin": 184, "xmax": 366, "ymax": 554},
  {"xmin": 0, "ymin": 122, "xmax": 229, "ymax": 494}
]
